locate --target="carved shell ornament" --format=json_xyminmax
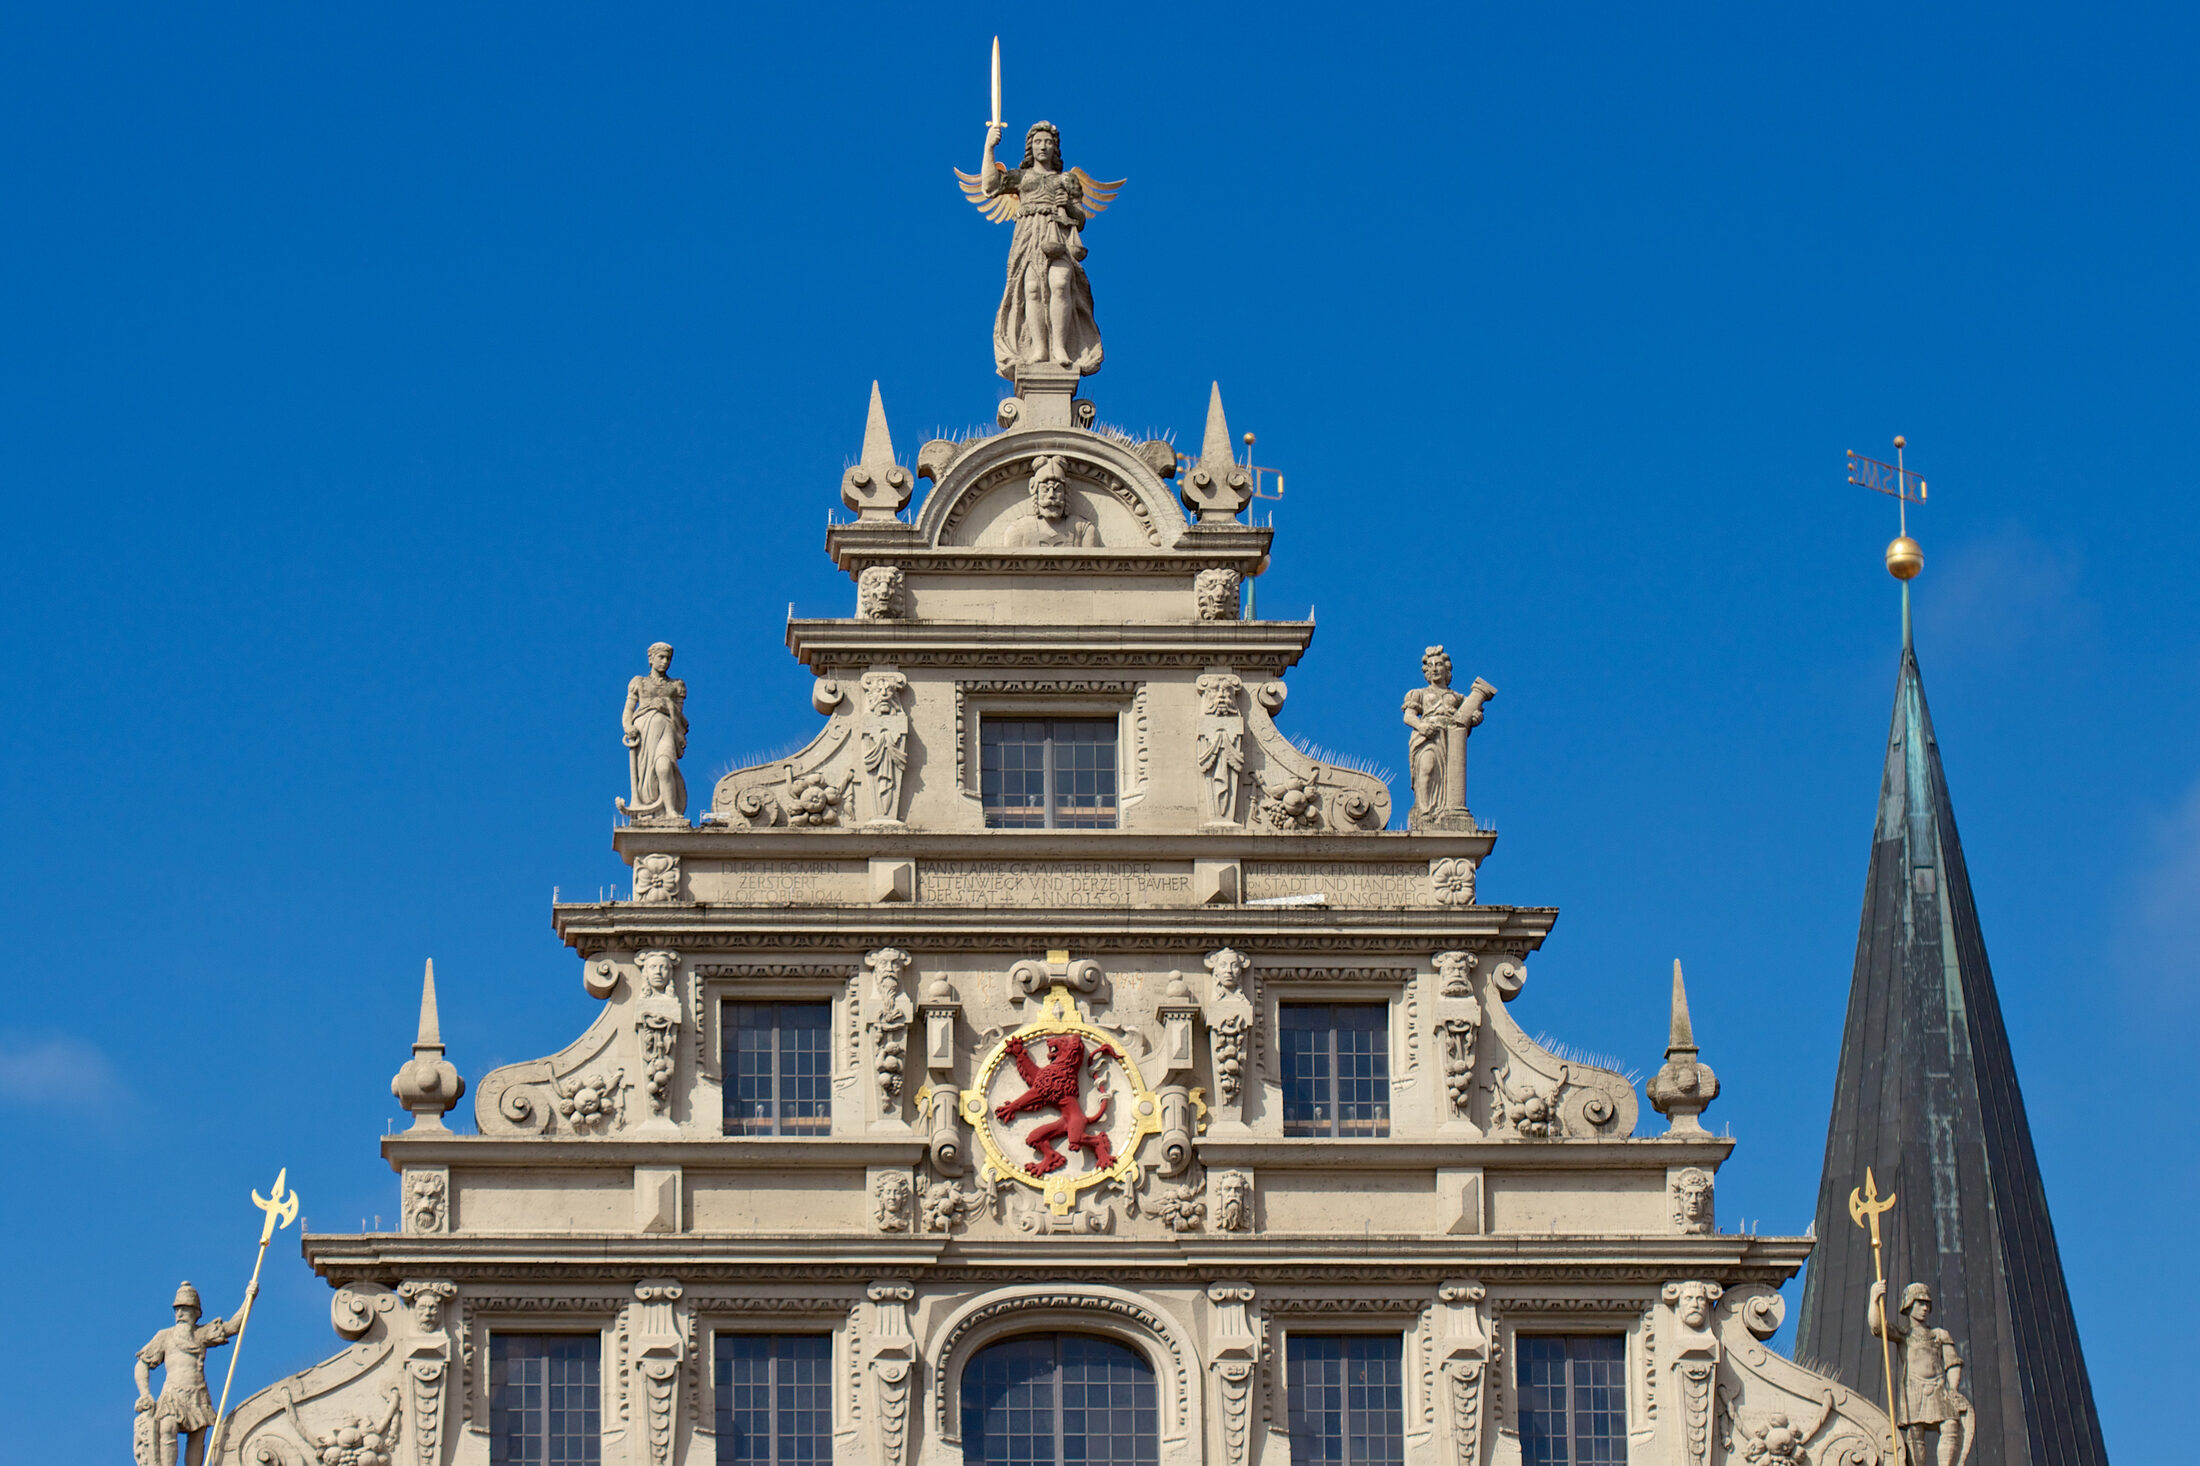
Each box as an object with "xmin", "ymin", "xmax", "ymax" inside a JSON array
[{"xmin": 959, "ymin": 983, "xmax": 1165, "ymax": 1216}]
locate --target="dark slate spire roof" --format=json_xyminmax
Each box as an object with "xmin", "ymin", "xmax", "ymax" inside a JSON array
[{"xmin": 1795, "ymin": 636, "xmax": 2107, "ymax": 1466}]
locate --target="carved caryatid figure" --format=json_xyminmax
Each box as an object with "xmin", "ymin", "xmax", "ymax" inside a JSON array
[
  {"xmin": 1195, "ymin": 673, "xmax": 1248, "ymax": 824},
  {"xmin": 957, "ymin": 121, "xmax": 1124, "ymax": 378},
  {"xmin": 1003, "ymin": 454, "xmax": 1098, "ymax": 548},
  {"xmin": 135, "ymin": 1280, "xmax": 251, "ymax": 1466},
  {"xmin": 865, "ymin": 947, "xmax": 915, "ymax": 1110},
  {"xmin": 1869, "ymin": 1281, "xmax": 1974, "ymax": 1466},
  {"xmin": 633, "ymin": 950, "xmax": 682, "ymax": 1128},
  {"xmin": 618, "ymin": 642, "xmax": 688, "ymax": 822},
  {"xmin": 857, "ymin": 671, "xmax": 911, "ymax": 822},
  {"xmin": 1402, "ymin": 645, "xmax": 1496, "ymax": 825}
]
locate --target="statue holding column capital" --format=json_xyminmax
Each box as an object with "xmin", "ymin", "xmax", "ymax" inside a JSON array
[
  {"xmin": 135, "ymin": 1281, "xmax": 251, "ymax": 1466},
  {"xmin": 1403, "ymin": 646, "xmax": 1496, "ymax": 827},
  {"xmin": 618, "ymin": 642, "xmax": 688, "ymax": 823},
  {"xmin": 1869, "ymin": 1281, "xmax": 1975, "ymax": 1466}
]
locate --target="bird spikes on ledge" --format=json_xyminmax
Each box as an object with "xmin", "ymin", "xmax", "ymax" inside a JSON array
[
  {"xmin": 1646, "ymin": 959, "xmax": 1718, "ymax": 1135},
  {"xmin": 390, "ymin": 959, "xmax": 466, "ymax": 1131}
]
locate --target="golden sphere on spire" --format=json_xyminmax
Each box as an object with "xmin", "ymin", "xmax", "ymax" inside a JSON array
[
  {"xmin": 1886, "ymin": 535, "xmax": 1923, "ymax": 580},
  {"xmin": 1893, "ymin": 434, "xmax": 1906, "ymax": 450}
]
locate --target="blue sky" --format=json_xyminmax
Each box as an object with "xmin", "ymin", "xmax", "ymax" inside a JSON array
[{"xmin": 2, "ymin": 2, "xmax": 2193, "ymax": 1458}]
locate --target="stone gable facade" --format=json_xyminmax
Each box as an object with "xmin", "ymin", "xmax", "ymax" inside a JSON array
[{"xmin": 204, "ymin": 252, "xmax": 1898, "ymax": 1466}]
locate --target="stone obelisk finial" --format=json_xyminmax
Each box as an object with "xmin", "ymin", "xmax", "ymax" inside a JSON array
[
  {"xmin": 391, "ymin": 959, "xmax": 466, "ymax": 1132},
  {"xmin": 841, "ymin": 381, "xmax": 912, "ymax": 521},
  {"xmin": 1647, "ymin": 959, "xmax": 1718, "ymax": 1135},
  {"xmin": 1181, "ymin": 382, "xmax": 1253, "ymax": 523}
]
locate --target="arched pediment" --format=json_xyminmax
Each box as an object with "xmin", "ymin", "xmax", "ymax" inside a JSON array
[{"xmin": 913, "ymin": 429, "xmax": 1189, "ymax": 552}]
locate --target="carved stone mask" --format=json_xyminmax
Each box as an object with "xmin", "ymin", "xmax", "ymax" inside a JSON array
[{"xmin": 858, "ymin": 565, "xmax": 906, "ymax": 618}]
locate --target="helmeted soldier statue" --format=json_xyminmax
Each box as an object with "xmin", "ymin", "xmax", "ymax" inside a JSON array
[
  {"xmin": 1869, "ymin": 1280, "xmax": 1975, "ymax": 1466},
  {"xmin": 135, "ymin": 1279, "xmax": 253, "ymax": 1466}
]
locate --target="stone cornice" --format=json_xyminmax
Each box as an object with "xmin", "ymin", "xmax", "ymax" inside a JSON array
[
  {"xmin": 824, "ymin": 545, "xmax": 1275, "ymax": 577},
  {"xmin": 784, "ymin": 618, "xmax": 1316, "ymax": 675},
  {"xmin": 301, "ymin": 1234, "xmax": 1814, "ymax": 1288},
  {"xmin": 609, "ymin": 828, "xmax": 1500, "ymax": 860},
  {"xmin": 549, "ymin": 902, "xmax": 1561, "ymax": 957},
  {"xmin": 1192, "ymin": 1138, "xmax": 1735, "ymax": 1170},
  {"xmin": 379, "ymin": 1136, "xmax": 931, "ymax": 1169}
]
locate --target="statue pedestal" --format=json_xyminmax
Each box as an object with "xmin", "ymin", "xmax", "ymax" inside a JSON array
[
  {"xmin": 1409, "ymin": 807, "xmax": 1480, "ymax": 833},
  {"xmin": 1005, "ymin": 365, "xmax": 1090, "ymax": 430}
]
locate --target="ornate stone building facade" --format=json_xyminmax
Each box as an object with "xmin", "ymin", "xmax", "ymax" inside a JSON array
[{"xmin": 199, "ymin": 133, "xmax": 1907, "ymax": 1466}]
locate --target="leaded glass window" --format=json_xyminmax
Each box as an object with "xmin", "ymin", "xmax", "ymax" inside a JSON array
[
  {"xmin": 490, "ymin": 1333, "xmax": 601, "ymax": 1466},
  {"xmin": 1285, "ymin": 1334, "xmax": 1406, "ymax": 1465},
  {"xmin": 959, "ymin": 1333, "xmax": 1159, "ymax": 1465},
  {"xmin": 1280, "ymin": 1003, "xmax": 1391, "ymax": 1137},
  {"xmin": 722, "ymin": 1001, "xmax": 832, "ymax": 1135},
  {"xmin": 979, "ymin": 717, "xmax": 1119, "ymax": 829},
  {"xmin": 1517, "ymin": 1335, "xmax": 1628, "ymax": 1465},
  {"xmin": 715, "ymin": 1334, "xmax": 831, "ymax": 1465}
]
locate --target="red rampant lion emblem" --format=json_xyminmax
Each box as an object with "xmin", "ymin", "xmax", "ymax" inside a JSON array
[{"xmin": 993, "ymin": 1032, "xmax": 1121, "ymax": 1176}]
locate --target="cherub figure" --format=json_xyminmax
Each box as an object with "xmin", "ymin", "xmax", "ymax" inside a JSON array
[{"xmin": 956, "ymin": 121, "xmax": 1124, "ymax": 377}]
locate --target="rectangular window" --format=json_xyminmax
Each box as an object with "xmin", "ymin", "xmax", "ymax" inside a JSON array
[
  {"xmin": 722, "ymin": 1002, "xmax": 832, "ymax": 1136},
  {"xmin": 1517, "ymin": 1335, "xmax": 1628, "ymax": 1466},
  {"xmin": 715, "ymin": 1334, "xmax": 832, "ymax": 1465},
  {"xmin": 490, "ymin": 1333, "xmax": 601, "ymax": 1466},
  {"xmin": 1285, "ymin": 1334, "xmax": 1405, "ymax": 1466},
  {"xmin": 980, "ymin": 716, "xmax": 1119, "ymax": 829},
  {"xmin": 1280, "ymin": 1003, "xmax": 1391, "ymax": 1137}
]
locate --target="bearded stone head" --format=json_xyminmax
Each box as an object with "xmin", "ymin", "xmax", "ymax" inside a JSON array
[
  {"xmin": 1662, "ymin": 1279, "xmax": 1724, "ymax": 1330},
  {"xmin": 858, "ymin": 565, "xmax": 907, "ymax": 620},
  {"xmin": 1195, "ymin": 567, "xmax": 1240, "ymax": 620}
]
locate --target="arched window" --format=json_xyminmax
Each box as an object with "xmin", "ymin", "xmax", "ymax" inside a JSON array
[{"xmin": 959, "ymin": 1333, "xmax": 1159, "ymax": 1465}]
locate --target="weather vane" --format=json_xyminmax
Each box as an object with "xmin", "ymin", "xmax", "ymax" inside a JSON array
[{"xmin": 1848, "ymin": 435, "xmax": 1929, "ymax": 642}]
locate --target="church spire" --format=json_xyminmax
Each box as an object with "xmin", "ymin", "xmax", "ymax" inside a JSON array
[{"xmin": 1794, "ymin": 503, "xmax": 2107, "ymax": 1464}]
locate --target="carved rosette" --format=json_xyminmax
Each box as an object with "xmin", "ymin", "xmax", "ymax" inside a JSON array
[{"xmin": 631, "ymin": 852, "xmax": 680, "ymax": 903}]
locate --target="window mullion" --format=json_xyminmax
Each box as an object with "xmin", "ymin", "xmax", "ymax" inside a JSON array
[
  {"xmin": 1043, "ymin": 727, "xmax": 1057, "ymax": 830},
  {"xmin": 1330, "ymin": 1015, "xmax": 1343, "ymax": 1138}
]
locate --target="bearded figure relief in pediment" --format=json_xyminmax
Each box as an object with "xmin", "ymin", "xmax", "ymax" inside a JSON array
[
  {"xmin": 957, "ymin": 120, "xmax": 1123, "ymax": 378},
  {"xmin": 618, "ymin": 642, "xmax": 688, "ymax": 824},
  {"xmin": 1003, "ymin": 454, "xmax": 1099, "ymax": 547}
]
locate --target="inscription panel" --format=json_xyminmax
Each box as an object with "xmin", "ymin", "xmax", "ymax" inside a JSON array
[
  {"xmin": 686, "ymin": 860, "xmax": 869, "ymax": 905},
  {"xmin": 1242, "ymin": 862, "xmax": 1431, "ymax": 907},
  {"xmin": 920, "ymin": 860, "xmax": 1195, "ymax": 907}
]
